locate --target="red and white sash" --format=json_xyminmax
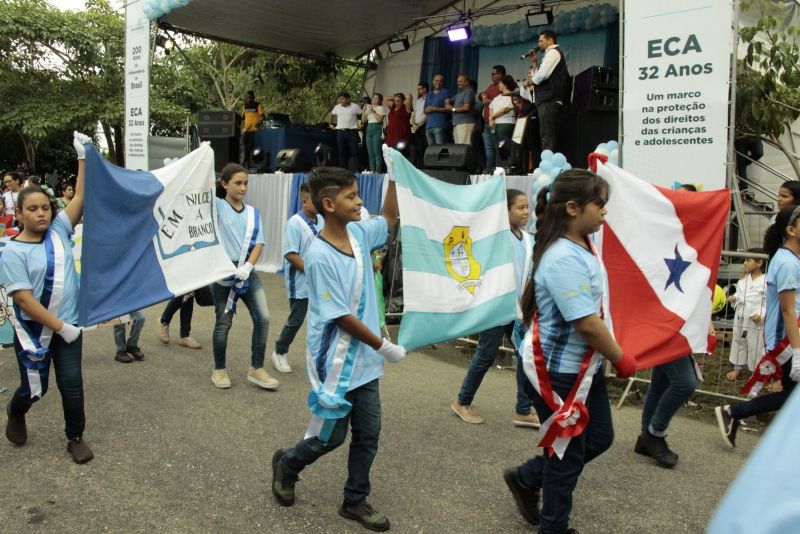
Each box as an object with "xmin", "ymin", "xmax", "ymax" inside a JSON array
[
  {"xmin": 520, "ymin": 238, "xmax": 607, "ymax": 459},
  {"xmin": 740, "ymin": 317, "xmax": 800, "ymax": 398}
]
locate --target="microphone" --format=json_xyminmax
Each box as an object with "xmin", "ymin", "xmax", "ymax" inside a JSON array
[{"xmin": 520, "ymin": 47, "xmax": 537, "ymax": 59}]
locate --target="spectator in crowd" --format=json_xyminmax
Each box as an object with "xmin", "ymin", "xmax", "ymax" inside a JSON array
[
  {"xmin": 489, "ymin": 75, "xmax": 517, "ymax": 155},
  {"xmin": 385, "ymin": 92, "xmax": 412, "ymax": 150},
  {"xmin": 158, "ymin": 294, "xmax": 202, "ymax": 350},
  {"xmin": 58, "ymin": 180, "xmax": 75, "ymax": 210},
  {"xmin": 329, "ymin": 92, "xmax": 363, "ymax": 172},
  {"xmin": 529, "ymin": 30, "xmax": 570, "ymax": 151},
  {"xmin": 734, "ymin": 135, "xmax": 764, "ymax": 197},
  {"xmin": 481, "ymin": 65, "xmax": 505, "ymax": 173},
  {"xmin": 424, "ymin": 74, "xmax": 451, "ymax": 146},
  {"xmin": 241, "ymin": 90, "xmax": 265, "ymax": 165},
  {"xmin": 449, "ymin": 74, "xmax": 476, "ymax": 145},
  {"xmin": 411, "ymin": 82, "xmax": 429, "ymax": 167},
  {"xmin": 362, "ymin": 94, "xmax": 387, "ymax": 173},
  {"xmin": 3, "ymin": 171, "xmax": 23, "ymax": 220}
]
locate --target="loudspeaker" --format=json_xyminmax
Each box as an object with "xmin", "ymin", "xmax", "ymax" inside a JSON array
[
  {"xmin": 424, "ymin": 144, "xmax": 473, "ymax": 170},
  {"xmin": 197, "ymin": 110, "xmax": 238, "ymax": 138},
  {"xmin": 315, "ymin": 143, "xmax": 335, "ymax": 166},
  {"xmin": 559, "ymin": 110, "xmax": 618, "ymax": 168},
  {"xmin": 572, "ymin": 88, "xmax": 618, "ymax": 112},
  {"xmin": 276, "ymin": 148, "xmax": 310, "ymax": 172},
  {"xmin": 209, "ymin": 136, "xmax": 240, "ymax": 173},
  {"xmin": 573, "ymin": 66, "xmax": 618, "ymax": 93},
  {"xmin": 424, "ymin": 169, "xmax": 470, "ymax": 186},
  {"xmin": 497, "ymin": 139, "xmax": 526, "ymax": 175}
]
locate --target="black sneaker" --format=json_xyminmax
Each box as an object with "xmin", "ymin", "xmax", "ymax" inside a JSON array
[
  {"xmin": 715, "ymin": 405, "xmax": 739, "ymax": 448},
  {"xmin": 5, "ymin": 401, "xmax": 27, "ymax": 446},
  {"xmin": 67, "ymin": 437, "xmax": 94, "ymax": 464},
  {"xmin": 115, "ymin": 351, "xmax": 133, "ymax": 363},
  {"xmin": 537, "ymin": 529, "xmax": 579, "ymax": 534},
  {"xmin": 126, "ymin": 346, "xmax": 145, "ymax": 361},
  {"xmin": 503, "ymin": 467, "xmax": 540, "ymax": 525},
  {"xmin": 634, "ymin": 431, "xmax": 678, "ymax": 468},
  {"xmin": 338, "ymin": 500, "xmax": 390, "ymax": 532},
  {"xmin": 271, "ymin": 448, "xmax": 296, "ymax": 507}
]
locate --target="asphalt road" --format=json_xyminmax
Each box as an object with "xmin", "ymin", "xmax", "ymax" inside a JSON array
[{"xmin": 0, "ymin": 273, "xmax": 757, "ymax": 533}]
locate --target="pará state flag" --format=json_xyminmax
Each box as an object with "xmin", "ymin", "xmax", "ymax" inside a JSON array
[
  {"xmin": 79, "ymin": 143, "xmax": 236, "ymax": 326},
  {"xmin": 594, "ymin": 159, "xmax": 729, "ymax": 369},
  {"xmin": 384, "ymin": 147, "xmax": 518, "ymax": 350}
]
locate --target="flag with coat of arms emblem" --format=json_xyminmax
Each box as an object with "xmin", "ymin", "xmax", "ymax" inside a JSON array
[{"xmin": 593, "ymin": 157, "xmax": 729, "ymax": 369}]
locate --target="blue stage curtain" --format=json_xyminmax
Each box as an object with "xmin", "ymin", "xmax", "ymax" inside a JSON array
[{"xmin": 419, "ymin": 37, "xmax": 480, "ymax": 95}]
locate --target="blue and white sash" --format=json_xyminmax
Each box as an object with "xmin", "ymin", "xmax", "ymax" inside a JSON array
[
  {"xmin": 295, "ymin": 212, "xmax": 319, "ymax": 239},
  {"xmin": 304, "ymin": 228, "xmax": 366, "ymax": 442},
  {"xmin": 13, "ymin": 230, "xmax": 67, "ymax": 398},
  {"xmin": 512, "ymin": 231, "xmax": 534, "ymax": 352},
  {"xmin": 224, "ymin": 205, "xmax": 260, "ymax": 314}
]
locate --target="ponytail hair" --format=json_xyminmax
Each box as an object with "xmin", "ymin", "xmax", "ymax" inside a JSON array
[
  {"xmin": 216, "ymin": 162, "xmax": 247, "ymax": 198},
  {"xmin": 763, "ymin": 206, "xmax": 799, "ymax": 260},
  {"xmin": 519, "ymin": 169, "xmax": 609, "ymax": 326}
]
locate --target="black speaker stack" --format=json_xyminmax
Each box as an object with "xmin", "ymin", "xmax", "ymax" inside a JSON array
[
  {"xmin": 198, "ymin": 110, "xmax": 241, "ymax": 172},
  {"xmin": 423, "ymin": 145, "xmax": 472, "ymax": 185},
  {"xmin": 571, "ymin": 66, "xmax": 618, "ymax": 112}
]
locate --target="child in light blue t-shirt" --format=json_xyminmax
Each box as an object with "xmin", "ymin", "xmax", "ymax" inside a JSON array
[
  {"xmin": 272, "ymin": 166, "xmax": 404, "ymax": 532},
  {"xmin": 270, "ymin": 183, "xmax": 324, "ymax": 374},
  {"xmin": 0, "ymin": 132, "xmax": 93, "ymax": 464},
  {"xmin": 503, "ymin": 169, "xmax": 635, "ymax": 532}
]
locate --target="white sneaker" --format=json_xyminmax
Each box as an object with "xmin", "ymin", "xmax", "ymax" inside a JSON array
[
  {"xmin": 211, "ymin": 369, "xmax": 231, "ymax": 389},
  {"xmin": 271, "ymin": 351, "xmax": 292, "ymax": 374}
]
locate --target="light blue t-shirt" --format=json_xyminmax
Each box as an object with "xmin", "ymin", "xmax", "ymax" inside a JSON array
[
  {"xmin": 0, "ymin": 212, "xmax": 79, "ymax": 325},
  {"xmin": 764, "ymin": 247, "xmax": 800, "ymax": 351},
  {"xmin": 534, "ymin": 237, "xmax": 604, "ymax": 373},
  {"xmin": 215, "ymin": 197, "xmax": 265, "ymax": 263},
  {"xmin": 306, "ymin": 217, "xmax": 388, "ymax": 391},
  {"xmin": 510, "ymin": 229, "xmax": 534, "ymax": 301},
  {"xmin": 283, "ymin": 212, "xmax": 324, "ymax": 299}
]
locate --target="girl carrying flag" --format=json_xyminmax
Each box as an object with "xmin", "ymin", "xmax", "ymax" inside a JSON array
[{"xmin": 2, "ymin": 132, "xmax": 92, "ymax": 463}]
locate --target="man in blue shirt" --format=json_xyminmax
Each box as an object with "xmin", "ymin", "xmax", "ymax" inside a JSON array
[{"xmin": 424, "ymin": 74, "xmax": 451, "ymax": 146}]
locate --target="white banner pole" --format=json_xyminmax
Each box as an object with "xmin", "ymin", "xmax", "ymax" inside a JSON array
[{"xmin": 124, "ymin": 2, "xmax": 151, "ymax": 170}]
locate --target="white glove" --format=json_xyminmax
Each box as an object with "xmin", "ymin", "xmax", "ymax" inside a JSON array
[
  {"xmin": 73, "ymin": 131, "xmax": 92, "ymax": 160},
  {"xmin": 235, "ymin": 262, "xmax": 254, "ymax": 281},
  {"xmin": 377, "ymin": 338, "xmax": 406, "ymax": 363},
  {"xmin": 58, "ymin": 323, "xmax": 81, "ymax": 344},
  {"xmin": 791, "ymin": 347, "xmax": 800, "ymax": 382}
]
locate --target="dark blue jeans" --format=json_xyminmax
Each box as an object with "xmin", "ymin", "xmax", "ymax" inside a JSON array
[
  {"xmin": 482, "ymin": 128, "xmax": 496, "ymax": 171},
  {"xmin": 518, "ymin": 370, "xmax": 614, "ymax": 534},
  {"xmin": 160, "ymin": 295, "xmax": 194, "ymax": 338},
  {"xmin": 730, "ymin": 359, "xmax": 796, "ymax": 420},
  {"xmin": 641, "ymin": 355, "xmax": 697, "ymax": 436},
  {"xmin": 457, "ymin": 322, "xmax": 532, "ymax": 415},
  {"xmin": 274, "ymin": 298, "xmax": 308, "ymax": 355},
  {"xmin": 113, "ymin": 309, "xmax": 145, "ymax": 353},
  {"xmin": 282, "ymin": 379, "xmax": 381, "ymax": 504},
  {"xmin": 336, "ymin": 129, "xmax": 359, "ymax": 171},
  {"xmin": 211, "ymin": 272, "xmax": 270, "ymax": 369},
  {"xmin": 10, "ymin": 333, "xmax": 85, "ymax": 439}
]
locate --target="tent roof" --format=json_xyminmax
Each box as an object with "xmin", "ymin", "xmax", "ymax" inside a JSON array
[{"xmin": 160, "ymin": 0, "xmax": 456, "ymax": 62}]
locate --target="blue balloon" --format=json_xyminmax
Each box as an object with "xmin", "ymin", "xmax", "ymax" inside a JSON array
[
  {"xmin": 606, "ymin": 140, "xmax": 619, "ymax": 151},
  {"xmin": 541, "ymin": 149, "xmax": 554, "ymax": 161},
  {"xmin": 562, "ymin": 162, "xmax": 572, "ymax": 171},
  {"xmin": 552, "ymin": 153, "xmax": 566, "ymax": 167},
  {"xmin": 539, "ymin": 160, "xmax": 554, "ymax": 174}
]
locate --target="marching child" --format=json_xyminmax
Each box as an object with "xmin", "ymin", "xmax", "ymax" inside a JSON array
[
  {"xmin": 503, "ymin": 169, "xmax": 635, "ymax": 532},
  {"xmin": 272, "ymin": 166, "xmax": 405, "ymax": 532},
  {"xmin": 451, "ymin": 188, "xmax": 538, "ymax": 428},
  {"xmin": 716, "ymin": 206, "xmax": 800, "ymax": 447},
  {"xmin": 271, "ymin": 183, "xmax": 324, "ymax": 373},
  {"xmin": 726, "ymin": 249, "xmax": 766, "ymax": 380},
  {"xmin": 210, "ymin": 163, "xmax": 277, "ymax": 390},
  {"xmin": 2, "ymin": 132, "xmax": 93, "ymax": 463}
]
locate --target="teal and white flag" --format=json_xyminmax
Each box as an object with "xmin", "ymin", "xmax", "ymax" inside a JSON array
[{"xmin": 384, "ymin": 147, "xmax": 518, "ymax": 350}]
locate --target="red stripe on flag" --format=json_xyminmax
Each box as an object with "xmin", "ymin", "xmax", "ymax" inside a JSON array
[{"xmin": 603, "ymin": 224, "xmax": 693, "ymax": 369}]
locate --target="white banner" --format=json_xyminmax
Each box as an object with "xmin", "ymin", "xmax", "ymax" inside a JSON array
[
  {"xmin": 621, "ymin": 1, "xmax": 734, "ymax": 190},
  {"xmin": 124, "ymin": 2, "xmax": 151, "ymax": 170}
]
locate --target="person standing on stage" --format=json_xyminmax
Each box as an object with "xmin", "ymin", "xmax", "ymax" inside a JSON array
[
  {"xmin": 481, "ymin": 65, "xmax": 505, "ymax": 173},
  {"xmin": 529, "ymin": 30, "xmax": 570, "ymax": 152},
  {"xmin": 423, "ymin": 74, "xmax": 451, "ymax": 146},
  {"xmin": 411, "ymin": 82, "xmax": 429, "ymax": 168},
  {"xmin": 241, "ymin": 90, "xmax": 265, "ymax": 165},
  {"xmin": 329, "ymin": 92, "xmax": 363, "ymax": 172},
  {"xmin": 449, "ymin": 74, "xmax": 476, "ymax": 146}
]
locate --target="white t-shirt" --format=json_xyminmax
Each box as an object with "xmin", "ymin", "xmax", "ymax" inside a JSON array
[
  {"xmin": 3, "ymin": 191, "xmax": 18, "ymax": 215},
  {"xmin": 490, "ymin": 95, "xmax": 516, "ymax": 124},
  {"xmin": 332, "ymin": 104, "xmax": 363, "ymax": 129},
  {"xmin": 413, "ymin": 96, "xmax": 427, "ymax": 124},
  {"xmin": 365, "ymin": 105, "xmax": 386, "ymax": 123}
]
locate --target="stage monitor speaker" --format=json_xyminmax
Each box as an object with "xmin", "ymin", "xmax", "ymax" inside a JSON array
[
  {"xmin": 573, "ymin": 66, "xmax": 618, "ymax": 94},
  {"xmin": 197, "ymin": 110, "xmax": 238, "ymax": 138},
  {"xmin": 209, "ymin": 136, "xmax": 240, "ymax": 173},
  {"xmin": 424, "ymin": 169, "xmax": 470, "ymax": 186},
  {"xmin": 276, "ymin": 148, "xmax": 310, "ymax": 172},
  {"xmin": 424, "ymin": 144, "xmax": 473, "ymax": 170}
]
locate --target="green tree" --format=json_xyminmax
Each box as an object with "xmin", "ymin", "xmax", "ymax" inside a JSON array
[{"xmin": 738, "ymin": 0, "xmax": 800, "ymax": 178}]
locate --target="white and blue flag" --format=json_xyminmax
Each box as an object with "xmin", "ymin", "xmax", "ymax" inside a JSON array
[
  {"xmin": 79, "ymin": 143, "xmax": 236, "ymax": 326},
  {"xmin": 384, "ymin": 147, "xmax": 518, "ymax": 350}
]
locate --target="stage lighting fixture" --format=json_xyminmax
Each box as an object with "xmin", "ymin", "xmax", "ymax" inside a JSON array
[
  {"xmin": 497, "ymin": 138, "xmax": 510, "ymax": 159},
  {"xmin": 526, "ymin": 8, "xmax": 554, "ymax": 27},
  {"xmin": 248, "ymin": 147, "xmax": 267, "ymax": 172},
  {"xmin": 314, "ymin": 143, "xmax": 335, "ymax": 166},
  {"xmin": 387, "ymin": 36, "xmax": 410, "ymax": 53},
  {"xmin": 447, "ymin": 24, "xmax": 471, "ymax": 42},
  {"xmin": 155, "ymin": 34, "xmax": 175, "ymax": 54}
]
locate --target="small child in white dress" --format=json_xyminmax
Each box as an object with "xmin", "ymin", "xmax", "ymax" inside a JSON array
[{"xmin": 727, "ymin": 250, "xmax": 767, "ymax": 380}]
